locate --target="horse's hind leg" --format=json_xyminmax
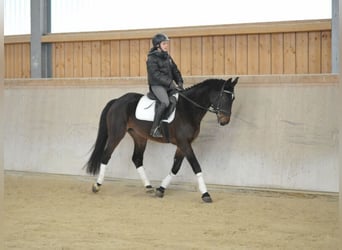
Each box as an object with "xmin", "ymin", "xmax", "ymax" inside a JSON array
[
  {"xmin": 156, "ymin": 147, "xmax": 184, "ymax": 198},
  {"xmin": 92, "ymin": 125, "xmax": 127, "ymax": 193},
  {"xmin": 128, "ymin": 129, "xmax": 153, "ymax": 193},
  {"xmin": 92, "ymin": 164, "xmax": 107, "ymax": 192}
]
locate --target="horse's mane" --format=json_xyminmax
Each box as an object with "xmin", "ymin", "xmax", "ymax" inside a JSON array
[{"xmin": 184, "ymin": 78, "xmax": 225, "ymax": 92}]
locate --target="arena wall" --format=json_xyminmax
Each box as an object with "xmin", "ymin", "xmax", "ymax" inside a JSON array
[
  {"xmin": 5, "ymin": 19, "xmax": 331, "ymax": 78},
  {"xmin": 4, "ymin": 75, "xmax": 339, "ymax": 192}
]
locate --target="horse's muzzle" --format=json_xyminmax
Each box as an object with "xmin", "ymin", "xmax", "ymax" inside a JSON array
[{"xmin": 217, "ymin": 113, "xmax": 230, "ymax": 126}]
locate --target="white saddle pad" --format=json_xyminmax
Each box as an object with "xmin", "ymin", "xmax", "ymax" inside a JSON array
[{"xmin": 135, "ymin": 93, "xmax": 178, "ymax": 123}]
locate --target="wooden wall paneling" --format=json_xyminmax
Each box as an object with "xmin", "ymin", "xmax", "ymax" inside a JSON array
[
  {"xmin": 51, "ymin": 43, "xmax": 56, "ymax": 77},
  {"xmin": 247, "ymin": 34, "xmax": 259, "ymax": 74},
  {"xmin": 236, "ymin": 35, "xmax": 248, "ymax": 75},
  {"xmin": 321, "ymin": 31, "xmax": 331, "ymax": 73},
  {"xmin": 64, "ymin": 42, "xmax": 74, "ymax": 77},
  {"xmin": 139, "ymin": 39, "xmax": 150, "ymax": 76},
  {"xmin": 73, "ymin": 42, "xmax": 83, "ymax": 77},
  {"xmin": 110, "ymin": 41, "xmax": 120, "ymax": 77},
  {"xmin": 308, "ymin": 31, "xmax": 321, "ymax": 73},
  {"xmin": 22, "ymin": 43, "xmax": 30, "ymax": 78},
  {"xmin": 190, "ymin": 37, "xmax": 202, "ymax": 76},
  {"xmin": 283, "ymin": 33, "xmax": 296, "ymax": 74},
  {"xmin": 180, "ymin": 38, "xmax": 191, "ymax": 76},
  {"xmin": 4, "ymin": 45, "xmax": 8, "ymax": 77},
  {"xmin": 295, "ymin": 32, "xmax": 309, "ymax": 74},
  {"xmin": 202, "ymin": 36, "xmax": 213, "ymax": 75},
  {"xmin": 259, "ymin": 34, "xmax": 271, "ymax": 74},
  {"xmin": 101, "ymin": 40, "xmax": 111, "ymax": 77},
  {"xmin": 54, "ymin": 43, "xmax": 65, "ymax": 77},
  {"xmin": 14, "ymin": 44, "xmax": 23, "ymax": 78},
  {"xmin": 6, "ymin": 45, "xmax": 15, "ymax": 78},
  {"xmin": 271, "ymin": 33, "xmax": 284, "ymax": 74},
  {"xmin": 224, "ymin": 35, "xmax": 236, "ymax": 75},
  {"xmin": 4, "ymin": 20, "xmax": 332, "ymax": 78},
  {"xmin": 82, "ymin": 42, "xmax": 92, "ymax": 77},
  {"xmin": 213, "ymin": 36, "xmax": 225, "ymax": 75},
  {"xmin": 91, "ymin": 41, "xmax": 101, "ymax": 77},
  {"xmin": 119, "ymin": 40, "xmax": 130, "ymax": 76},
  {"xmin": 129, "ymin": 40, "xmax": 140, "ymax": 77},
  {"xmin": 169, "ymin": 37, "xmax": 180, "ymax": 65}
]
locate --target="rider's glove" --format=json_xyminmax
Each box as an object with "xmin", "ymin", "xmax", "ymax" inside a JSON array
[{"xmin": 176, "ymin": 83, "xmax": 184, "ymax": 91}]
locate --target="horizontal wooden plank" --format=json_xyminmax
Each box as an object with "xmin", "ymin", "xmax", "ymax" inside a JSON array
[
  {"xmin": 4, "ymin": 74, "xmax": 338, "ymax": 88},
  {"xmin": 37, "ymin": 19, "xmax": 331, "ymax": 43},
  {"xmin": 4, "ymin": 35, "xmax": 31, "ymax": 44},
  {"xmin": 4, "ymin": 18, "xmax": 328, "ymax": 45}
]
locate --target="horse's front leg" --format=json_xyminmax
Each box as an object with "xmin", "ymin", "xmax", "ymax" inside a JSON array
[
  {"xmin": 179, "ymin": 143, "xmax": 212, "ymax": 203},
  {"xmin": 156, "ymin": 148, "xmax": 184, "ymax": 198}
]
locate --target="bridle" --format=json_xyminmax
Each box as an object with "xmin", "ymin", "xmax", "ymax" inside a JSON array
[
  {"xmin": 214, "ymin": 82, "xmax": 235, "ymax": 115},
  {"xmin": 177, "ymin": 83, "xmax": 234, "ymax": 115}
]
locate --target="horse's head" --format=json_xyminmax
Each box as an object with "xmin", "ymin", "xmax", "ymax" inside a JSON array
[{"xmin": 213, "ymin": 77, "xmax": 239, "ymax": 126}]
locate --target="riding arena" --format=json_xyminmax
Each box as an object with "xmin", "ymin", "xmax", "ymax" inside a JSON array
[{"xmin": 4, "ymin": 18, "xmax": 339, "ymax": 249}]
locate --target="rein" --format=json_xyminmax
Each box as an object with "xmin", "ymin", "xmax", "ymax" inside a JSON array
[
  {"xmin": 178, "ymin": 92, "xmax": 218, "ymax": 114},
  {"xmin": 177, "ymin": 88, "xmax": 234, "ymax": 114}
]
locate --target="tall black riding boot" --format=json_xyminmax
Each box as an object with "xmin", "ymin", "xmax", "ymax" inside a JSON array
[{"xmin": 150, "ymin": 104, "xmax": 166, "ymax": 138}]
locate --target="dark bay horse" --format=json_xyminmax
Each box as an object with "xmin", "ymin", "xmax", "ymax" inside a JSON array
[{"xmin": 85, "ymin": 77, "xmax": 239, "ymax": 202}]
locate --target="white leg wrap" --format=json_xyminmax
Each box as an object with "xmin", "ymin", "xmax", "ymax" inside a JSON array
[
  {"xmin": 137, "ymin": 167, "xmax": 151, "ymax": 187},
  {"xmin": 96, "ymin": 164, "xmax": 106, "ymax": 185},
  {"xmin": 161, "ymin": 173, "xmax": 175, "ymax": 189},
  {"xmin": 196, "ymin": 172, "xmax": 208, "ymax": 194}
]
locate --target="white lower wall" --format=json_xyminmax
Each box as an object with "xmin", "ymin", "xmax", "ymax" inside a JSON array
[{"xmin": 4, "ymin": 76, "xmax": 339, "ymax": 192}]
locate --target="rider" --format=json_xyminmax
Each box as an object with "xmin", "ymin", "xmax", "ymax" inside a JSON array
[{"xmin": 146, "ymin": 33, "xmax": 184, "ymax": 138}]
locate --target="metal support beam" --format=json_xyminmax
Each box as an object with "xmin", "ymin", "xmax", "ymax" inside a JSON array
[
  {"xmin": 30, "ymin": 0, "xmax": 51, "ymax": 78},
  {"xmin": 332, "ymin": 0, "xmax": 339, "ymax": 73},
  {"xmin": 0, "ymin": 0, "xmax": 4, "ymax": 241},
  {"xmin": 338, "ymin": 0, "xmax": 342, "ymax": 238}
]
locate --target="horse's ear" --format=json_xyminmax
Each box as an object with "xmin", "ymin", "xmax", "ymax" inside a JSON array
[
  {"xmin": 226, "ymin": 78, "xmax": 233, "ymax": 84},
  {"xmin": 232, "ymin": 77, "xmax": 239, "ymax": 86}
]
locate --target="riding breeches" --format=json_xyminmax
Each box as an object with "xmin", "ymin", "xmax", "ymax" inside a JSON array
[{"xmin": 150, "ymin": 85, "xmax": 170, "ymax": 107}]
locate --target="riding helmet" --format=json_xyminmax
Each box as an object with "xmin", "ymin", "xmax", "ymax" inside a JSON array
[{"xmin": 152, "ymin": 33, "xmax": 169, "ymax": 48}]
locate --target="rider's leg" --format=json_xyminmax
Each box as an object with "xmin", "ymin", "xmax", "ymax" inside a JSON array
[
  {"xmin": 150, "ymin": 86, "xmax": 170, "ymax": 137},
  {"xmin": 163, "ymin": 95, "xmax": 177, "ymax": 119},
  {"xmin": 150, "ymin": 102, "xmax": 167, "ymax": 137}
]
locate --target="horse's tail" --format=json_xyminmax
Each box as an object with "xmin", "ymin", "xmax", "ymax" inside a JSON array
[{"xmin": 85, "ymin": 99, "xmax": 116, "ymax": 175}]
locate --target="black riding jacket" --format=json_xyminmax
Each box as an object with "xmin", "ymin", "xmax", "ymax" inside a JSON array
[{"xmin": 146, "ymin": 49, "xmax": 183, "ymax": 90}]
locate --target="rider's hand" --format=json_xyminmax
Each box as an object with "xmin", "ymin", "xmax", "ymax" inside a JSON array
[{"xmin": 176, "ymin": 84, "xmax": 184, "ymax": 91}]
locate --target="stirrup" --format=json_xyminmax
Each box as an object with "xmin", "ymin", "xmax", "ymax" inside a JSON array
[{"xmin": 151, "ymin": 127, "xmax": 163, "ymax": 138}]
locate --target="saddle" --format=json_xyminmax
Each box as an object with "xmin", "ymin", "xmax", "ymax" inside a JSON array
[{"xmin": 135, "ymin": 93, "xmax": 178, "ymax": 123}]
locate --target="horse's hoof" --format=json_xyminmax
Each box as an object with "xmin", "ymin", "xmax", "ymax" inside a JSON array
[
  {"xmin": 201, "ymin": 192, "xmax": 212, "ymax": 203},
  {"xmin": 155, "ymin": 187, "xmax": 165, "ymax": 198},
  {"xmin": 145, "ymin": 185, "xmax": 154, "ymax": 194},
  {"xmin": 92, "ymin": 183, "xmax": 100, "ymax": 193}
]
